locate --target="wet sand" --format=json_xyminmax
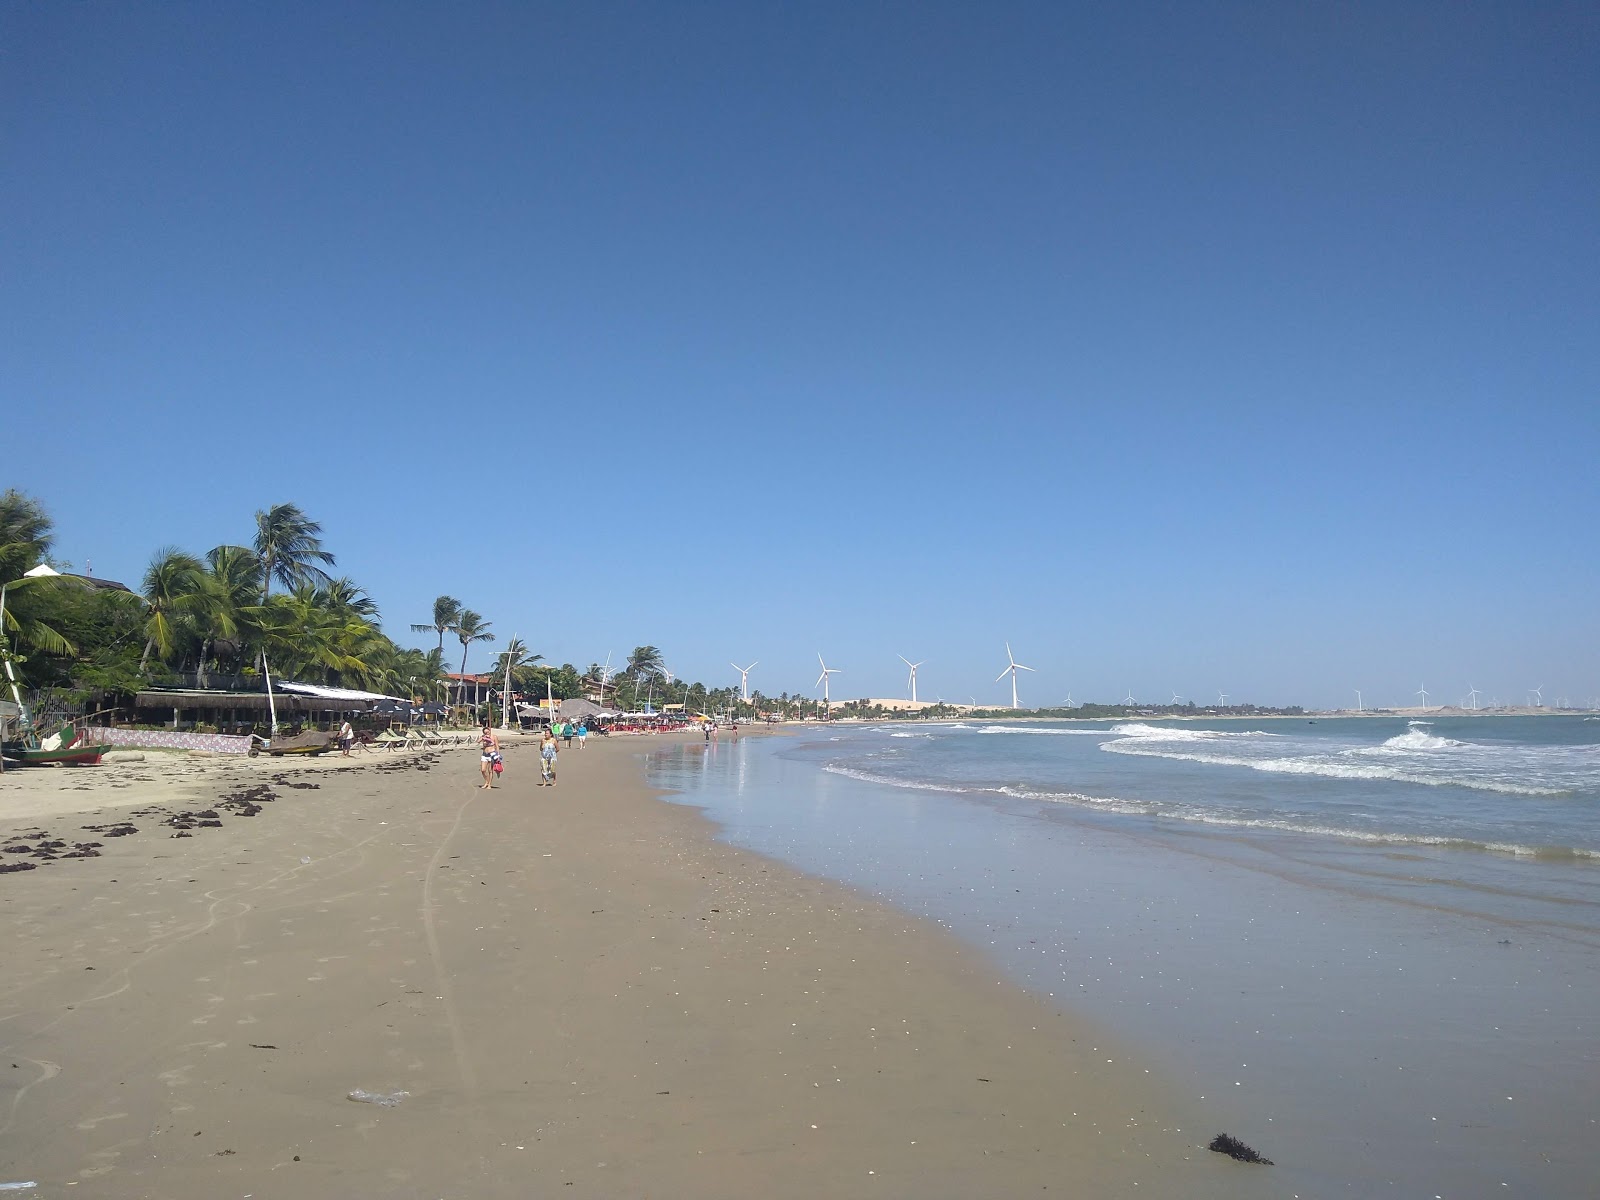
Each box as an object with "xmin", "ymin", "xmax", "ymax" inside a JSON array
[{"xmin": 0, "ymin": 734, "xmax": 1273, "ymax": 1198}]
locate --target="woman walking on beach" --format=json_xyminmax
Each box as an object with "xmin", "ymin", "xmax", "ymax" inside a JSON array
[
  {"xmin": 539, "ymin": 729, "xmax": 559, "ymax": 786},
  {"xmin": 576, "ymin": 722, "xmax": 587, "ymax": 748},
  {"xmin": 479, "ymin": 721, "xmax": 501, "ymax": 789},
  {"xmin": 338, "ymin": 718, "xmax": 354, "ymax": 757}
]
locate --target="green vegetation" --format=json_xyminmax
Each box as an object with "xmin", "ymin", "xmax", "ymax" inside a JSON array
[{"xmin": 2, "ymin": 490, "xmax": 815, "ymax": 729}]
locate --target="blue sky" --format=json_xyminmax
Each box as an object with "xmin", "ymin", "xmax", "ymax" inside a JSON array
[{"xmin": 5, "ymin": 2, "xmax": 1597, "ymax": 709}]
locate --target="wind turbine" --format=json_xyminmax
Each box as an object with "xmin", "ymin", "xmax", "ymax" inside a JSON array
[
  {"xmin": 1416, "ymin": 684, "xmax": 1430, "ymax": 708},
  {"xmin": 1466, "ymin": 684, "xmax": 1482, "ymax": 710},
  {"xmin": 1123, "ymin": 688, "xmax": 1137, "ymax": 705},
  {"xmin": 1354, "ymin": 689, "xmax": 1363, "ymax": 713},
  {"xmin": 898, "ymin": 655, "xmax": 926, "ymax": 703},
  {"xmin": 1529, "ymin": 686, "xmax": 1543, "ymax": 708},
  {"xmin": 1216, "ymin": 691, "xmax": 1229, "ymax": 707},
  {"xmin": 994, "ymin": 643, "xmax": 1035, "ymax": 709},
  {"xmin": 730, "ymin": 661, "xmax": 757, "ymax": 702},
  {"xmin": 815, "ymin": 654, "xmax": 841, "ymax": 716},
  {"xmin": 1170, "ymin": 691, "xmax": 1183, "ymax": 705},
  {"xmin": 1062, "ymin": 692, "xmax": 1074, "ymax": 707}
]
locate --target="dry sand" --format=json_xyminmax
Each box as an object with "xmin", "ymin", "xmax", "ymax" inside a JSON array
[{"xmin": 1, "ymin": 734, "xmax": 1272, "ymax": 1198}]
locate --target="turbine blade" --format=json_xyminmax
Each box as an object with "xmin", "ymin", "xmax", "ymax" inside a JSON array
[
  {"xmin": 1016, "ymin": 664, "xmax": 1036, "ymax": 672},
  {"xmin": 995, "ymin": 667, "xmax": 1011, "ymax": 682}
]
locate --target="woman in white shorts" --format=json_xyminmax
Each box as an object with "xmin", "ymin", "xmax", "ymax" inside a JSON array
[{"xmin": 479, "ymin": 721, "xmax": 501, "ymax": 789}]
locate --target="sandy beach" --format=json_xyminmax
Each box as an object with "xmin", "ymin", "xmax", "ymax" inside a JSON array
[{"xmin": 0, "ymin": 734, "xmax": 1271, "ymax": 1198}]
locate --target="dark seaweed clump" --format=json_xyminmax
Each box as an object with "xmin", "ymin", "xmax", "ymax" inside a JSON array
[{"xmin": 1208, "ymin": 1133, "xmax": 1273, "ymax": 1165}]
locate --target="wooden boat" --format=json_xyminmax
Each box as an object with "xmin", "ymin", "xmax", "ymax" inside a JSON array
[
  {"xmin": 2, "ymin": 725, "xmax": 112, "ymax": 766},
  {"xmin": 1, "ymin": 740, "xmax": 113, "ymax": 766},
  {"xmin": 251, "ymin": 731, "xmax": 335, "ymax": 757}
]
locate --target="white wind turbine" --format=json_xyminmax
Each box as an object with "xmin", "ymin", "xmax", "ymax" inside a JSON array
[
  {"xmin": 730, "ymin": 661, "xmax": 757, "ymax": 702},
  {"xmin": 898, "ymin": 655, "xmax": 926, "ymax": 703},
  {"xmin": 1062, "ymin": 692, "xmax": 1074, "ymax": 707},
  {"xmin": 1466, "ymin": 684, "xmax": 1482, "ymax": 710},
  {"xmin": 1216, "ymin": 690, "xmax": 1229, "ymax": 706},
  {"xmin": 995, "ymin": 643, "xmax": 1035, "ymax": 709},
  {"xmin": 1170, "ymin": 691, "xmax": 1183, "ymax": 705},
  {"xmin": 815, "ymin": 654, "xmax": 841, "ymax": 716},
  {"xmin": 1529, "ymin": 685, "xmax": 1543, "ymax": 708},
  {"xmin": 1123, "ymin": 688, "xmax": 1137, "ymax": 705},
  {"xmin": 1416, "ymin": 683, "xmax": 1430, "ymax": 708},
  {"xmin": 1354, "ymin": 689, "xmax": 1363, "ymax": 712}
]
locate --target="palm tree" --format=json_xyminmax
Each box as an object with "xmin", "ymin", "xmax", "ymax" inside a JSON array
[
  {"xmin": 410, "ymin": 595, "xmax": 462, "ymax": 653},
  {"xmin": 138, "ymin": 547, "xmax": 206, "ymax": 671},
  {"xmin": 193, "ymin": 545, "xmax": 262, "ymax": 687},
  {"xmin": 421, "ymin": 646, "xmax": 450, "ymax": 700},
  {"xmin": 317, "ymin": 577, "xmax": 380, "ymax": 621},
  {"xmin": 253, "ymin": 503, "xmax": 336, "ymax": 599},
  {"xmin": 626, "ymin": 645, "xmax": 665, "ymax": 681},
  {"xmin": 0, "ymin": 489, "xmax": 73, "ymax": 658},
  {"xmin": 490, "ymin": 637, "xmax": 543, "ymax": 681},
  {"xmin": 0, "ymin": 489, "xmax": 53, "ymax": 581},
  {"xmin": 488, "ymin": 638, "xmax": 543, "ymax": 724},
  {"xmin": 452, "ymin": 610, "xmax": 494, "ymax": 706}
]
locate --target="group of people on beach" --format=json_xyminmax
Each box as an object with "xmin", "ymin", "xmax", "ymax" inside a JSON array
[{"xmin": 478, "ymin": 719, "xmax": 583, "ymax": 789}]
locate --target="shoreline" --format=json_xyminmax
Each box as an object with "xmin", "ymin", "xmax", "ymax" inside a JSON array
[{"xmin": 0, "ymin": 732, "xmax": 1270, "ymax": 1196}]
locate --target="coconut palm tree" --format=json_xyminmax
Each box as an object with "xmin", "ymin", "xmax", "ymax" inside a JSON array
[
  {"xmin": 490, "ymin": 638, "xmax": 543, "ymax": 685},
  {"xmin": 0, "ymin": 489, "xmax": 74, "ymax": 658},
  {"xmin": 253, "ymin": 503, "xmax": 336, "ymax": 599},
  {"xmin": 626, "ymin": 645, "xmax": 665, "ymax": 681},
  {"xmin": 317, "ymin": 577, "xmax": 380, "ymax": 621},
  {"xmin": 452, "ymin": 610, "xmax": 494, "ymax": 706},
  {"xmin": 410, "ymin": 595, "xmax": 462, "ymax": 652},
  {"xmin": 192, "ymin": 545, "xmax": 263, "ymax": 687},
  {"xmin": 138, "ymin": 547, "xmax": 206, "ymax": 671}
]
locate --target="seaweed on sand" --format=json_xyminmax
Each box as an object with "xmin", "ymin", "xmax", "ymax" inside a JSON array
[{"xmin": 1208, "ymin": 1133, "xmax": 1273, "ymax": 1165}]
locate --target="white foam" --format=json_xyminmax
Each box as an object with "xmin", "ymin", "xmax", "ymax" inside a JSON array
[
  {"xmin": 977, "ymin": 725, "xmax": 1107, "ymax": 736},
  {"xmin": 1100, "ymin": 742, "xmax": 1568, "ymax": 796},
  {"xmin": 821, "ymin": 764, "xmax": 975, "ymax": 794},
  {"xmin": 824, "ymin": 766, "xmax": 1596, "ymax": 858},
  {"xmin": 1108, "ymin": 722, "xmax": 1275, "ymax": 741},
  {"xmin": 1378, "ymin": 730, "xmax": 1467, "ymax": 750}
]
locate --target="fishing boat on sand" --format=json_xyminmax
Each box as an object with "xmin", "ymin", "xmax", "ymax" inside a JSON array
[{"xmin": 2, "ymin": 724, "xmax": 113, "ymax": 767}]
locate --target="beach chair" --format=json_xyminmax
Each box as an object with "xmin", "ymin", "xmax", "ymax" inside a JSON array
[
  {"xmin": 413, "ymin": 728, "xmax": 447, "ymax": 750},
  {"xmin": 373, "ymin": 729, "xmax": 410, "ymax": 752}
]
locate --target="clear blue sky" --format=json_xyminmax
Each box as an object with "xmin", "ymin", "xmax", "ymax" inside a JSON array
[{"xmin": 5, "ymin": 2, "xmax": 1597, "ymax": 709}]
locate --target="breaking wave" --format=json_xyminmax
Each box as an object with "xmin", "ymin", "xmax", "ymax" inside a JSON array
[
  {"xmin": 1099, "ymin": 741, "xmax": 1568, "ymax": 796},
  {"xmin": 819, "ymin": 764, "xmax": 1592, "ymax": 856}
]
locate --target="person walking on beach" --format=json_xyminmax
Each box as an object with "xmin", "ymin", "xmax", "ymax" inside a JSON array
[
  {"xmin": 539, "ymin": 729, "xmax": 559, "ymax": 786},
  {"xmin": 576, "ymin": 722, "xmax": 587, "ymax": 748},
  {"xmin": 563, "ymin": 721, "xmax": 574, "ymax": 749},
  {"xmin": 338, "ymin": 718, "xmax": 354, "ymax": 757},
  {"xmin": 479, "ymin": 721, "xmax": 501, "ymax": 789}
]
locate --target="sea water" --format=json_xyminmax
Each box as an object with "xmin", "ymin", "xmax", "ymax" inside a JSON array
[{"xmin": 647, "ymin": 717, "xmax": 1600, "ymax": 1198}]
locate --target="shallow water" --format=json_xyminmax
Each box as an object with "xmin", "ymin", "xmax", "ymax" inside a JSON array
[{"xmin": 648, "ymin": 719, "xmax": 1600, "ymax": 1198}]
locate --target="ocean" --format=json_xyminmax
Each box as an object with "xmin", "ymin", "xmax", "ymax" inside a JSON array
[{"xmin": 646, "ymin": 716, "xmax": 1600, "ymax": 1198}]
